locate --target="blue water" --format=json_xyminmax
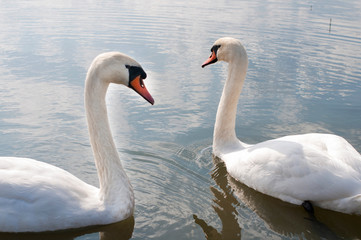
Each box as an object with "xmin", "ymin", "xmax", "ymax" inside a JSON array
[{"xmin": 0, "ymin": 0, "xmax": 360, "ymax": 239}]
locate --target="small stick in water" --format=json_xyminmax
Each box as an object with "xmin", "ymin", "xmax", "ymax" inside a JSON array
[{"xmin": 329, "ymin": 18, "xmax": 332, "ymax": 32}]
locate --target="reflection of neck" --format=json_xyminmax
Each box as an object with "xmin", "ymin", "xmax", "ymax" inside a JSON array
[
  {"xmin": 213, "ymin": 56, "xmax": 248, "ymax": 156},
  {"xmin": 84, "ymin": 69, "xmax": 133, "ymax": 209}
]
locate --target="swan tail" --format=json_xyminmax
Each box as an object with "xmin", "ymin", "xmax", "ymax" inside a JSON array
[
  {"xmin": 321, "ymin": 194, "xmax": 361, "ymax": 215},
  {"xmin": 346, "ymin": 194, "xmax": 361, "ymax": 215}
]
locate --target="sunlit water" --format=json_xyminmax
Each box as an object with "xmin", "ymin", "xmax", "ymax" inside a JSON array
[{"xmin": 0, "ymin": 0, "xmax": 360, "ymax": 239}]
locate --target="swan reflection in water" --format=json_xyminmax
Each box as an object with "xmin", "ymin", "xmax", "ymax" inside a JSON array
[
  {"xmin": 0, "ymin": 216, "xmax": 134, "ymax": 240},
  {"xmin": 194, "ymin": 156, "xmax": 361, "ymax": 239}
]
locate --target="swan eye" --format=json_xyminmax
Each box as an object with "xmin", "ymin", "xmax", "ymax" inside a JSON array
[
  {"xmin": 127, "ymin": 65, "xmax": 154, "ymax": 105},
  {"xmin": 125, "ymin": 65, "xmax": 147, "ymax": 87},
  {"xmin": 211, "ymin": 44, "xmax": 221, "ymax": 55},
  {"xmin": 202, "ymin": 44, "xmax": 221, "ymax": 68}
]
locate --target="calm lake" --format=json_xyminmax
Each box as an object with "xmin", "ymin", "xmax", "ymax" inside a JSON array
[{"xmin": 1, "ymin": 0, "xmax": 361, "ymax": 239}]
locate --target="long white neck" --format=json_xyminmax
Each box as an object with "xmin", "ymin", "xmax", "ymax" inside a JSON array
[
  {"xmin": 213, "ymin": 55, "xmax": 248, "ymax": 157},
  {"xmin": 84, "ymin": 69, "xmax": 134, "ymax": 208}
]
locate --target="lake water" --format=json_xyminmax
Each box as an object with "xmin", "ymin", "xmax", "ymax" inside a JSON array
[{"xmin": 0, "ymin": 0, "xmax": 361, "ymax": 239}]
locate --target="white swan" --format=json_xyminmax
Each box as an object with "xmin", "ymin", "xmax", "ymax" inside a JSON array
[
  {"xmin": 202, "ymin": 37, "xmax": 361, "ymax": 215},
  {"xmin": 0, "ymin": 52, "xmax": 154, "ymax": 232}
]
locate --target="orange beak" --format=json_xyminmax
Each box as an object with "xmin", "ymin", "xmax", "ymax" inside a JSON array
[
  {"xmin": 129, "ymin": 75, "xmax": 154, "ymax": 105},
  {"xmin": 202, "ymin": 50, "xmax": 218, "ymax": 68}
]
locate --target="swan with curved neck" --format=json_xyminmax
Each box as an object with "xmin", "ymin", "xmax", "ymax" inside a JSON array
[
  {"xmin": 202, "ymin": 37, "xmax": 361, "ymax": 215},
  {"xmin": 0, "ymin": 52, "xmax": 154, "ymax": 232}
]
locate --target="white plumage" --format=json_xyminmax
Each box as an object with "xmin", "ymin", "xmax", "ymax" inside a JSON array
[
  {"xmin": 202, "ymin": 37, "xmax": 361, "ymax": 215},
  {"xmin": 0, "ymin": 52, "xmax": 154, "ymax": 232}
]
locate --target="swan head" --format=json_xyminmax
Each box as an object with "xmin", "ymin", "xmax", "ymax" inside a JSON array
[
  {"xmin": 202, "ymin": 37, "xmax": 247, "ymax": 68},
  {"xmin": 89, "ymin": 52, "xmax": 154, "ymax": 105}
]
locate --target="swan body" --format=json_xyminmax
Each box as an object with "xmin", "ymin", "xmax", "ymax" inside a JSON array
[
  {"xmin": 202, "ymin": 37, "xmax": 361, "ymax": 215},
  {"xmin": 0, "ymin": 52, "xmax": 154, "ymax": 232}
]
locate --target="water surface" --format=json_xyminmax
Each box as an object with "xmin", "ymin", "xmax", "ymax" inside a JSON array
[{"xmin": 0, "ymin": 0, "xmax": 360, "ymax": 239}]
